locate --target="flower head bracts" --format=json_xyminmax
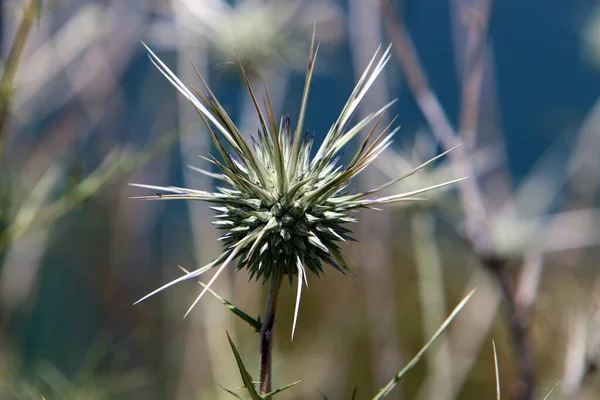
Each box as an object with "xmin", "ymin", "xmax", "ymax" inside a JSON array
[{"xmin": 132, "ymin": 34, "xmax": 464, "ymax": 339}]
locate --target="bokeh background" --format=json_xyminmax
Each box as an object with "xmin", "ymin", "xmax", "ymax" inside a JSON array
[{"xmin": 2, "ymin": 0, "xmax": 600, "ymax": 399}]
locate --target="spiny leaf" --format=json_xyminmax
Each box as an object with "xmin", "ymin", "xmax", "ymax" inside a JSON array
[
  {"xmin": 227, "ymin": 332, "xmax": 262, "ymax": 400},
  {"xmin": 541, "ymin": 381, "xmax": 560, "ymax": 400},
  {"xmin": 320, "ymin": 100, "xmax": 397, "ymax": 170},
  {"xmin": 291, "ymin": 256, "xmax": 306, "ymax": 341},
  {"xmin": 364, "ymin": 144, "xmax": 461, "ymax": 197},
  {"xmin": 346, "ymin": 113, "xmax": 389, "ymax": 171},
  {"xmin": 372, "ymin": 288, "xmax": 477, "ymax": 399},
  {"xmin": 143, "ymin": 42, "xmax": 239, "ymax": 152},
  {"xmin": 493, "ymin": 341, "xmax": 501, "ymax": 400},
  {"xmin": 313, "ymin": 44, "xmax": 391, "ymax": 168},
  {"xmin": 183, "ymin": 234, "xmax": 258, "ymax": 318},
  {"xmin": 262, "ymin": 379, "xmax": 303, "ymax": 399},
  {"xmin": 262, "ymin": 87, "xmax": 286, "ymax": 195},
  {"xmin": 133, "ymin": 254, "xmax": 227, "ymax": 305},
  {"xmin": 220, "ymin": 384, "xmax": 246, "ymax": 399},
  {"xmin": 179, "ymin": 266, "xmax": 262, "ymax": 331},
  {"xmin": 355, "ymin": 177, "xmax": 467, "ymax": 207},
  {"xmin": 289, "ymin": 25, "xmax": 319, "ymax": 181}
]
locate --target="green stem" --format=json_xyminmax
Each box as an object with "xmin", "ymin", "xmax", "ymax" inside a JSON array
[
  {"xmin": 0, "ymin": 0, "xmax": 39, "ymax": 151},
  {"xmin": 259, "ymin": 273, "xmax": 281, "ymax": 394}
]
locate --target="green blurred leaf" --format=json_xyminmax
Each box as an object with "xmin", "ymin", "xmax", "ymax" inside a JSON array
[
  {"xmin": 3, "ymin": 164, "xmax": 62, "ymax": 243},
  {"xmin": 227, "ymin": 332, "xmax": 262, "ymax": 400},
  {"xmin": 0, "ymin": 0, "xmax": 39, "ymax": 143},
  {"xmin": 0, "ymin": 129, "xmax": 179, "ymax": 249},
  {"xmin": 372, "ymin": 288, "xmax": 477, "ymax": 399}
]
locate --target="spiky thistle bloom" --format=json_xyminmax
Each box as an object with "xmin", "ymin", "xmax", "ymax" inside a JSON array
[{"xmin": 132, "ymin": 36, "xmax": 463, "ymax": 338}]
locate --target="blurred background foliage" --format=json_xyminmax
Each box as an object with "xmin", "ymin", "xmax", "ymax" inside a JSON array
[{"xmin": 1, "ymin": 0, "xmax": 600, "ymax": 399}]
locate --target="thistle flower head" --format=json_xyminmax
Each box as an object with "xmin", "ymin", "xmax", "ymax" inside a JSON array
[{"xmin": 132, "ymin": 34, "xmax": 463, "ymax": 339}]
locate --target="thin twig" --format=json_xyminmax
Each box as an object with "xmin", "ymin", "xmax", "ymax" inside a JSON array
[
  {"xmin": 379, "ymin": 1, "xmax": 535, "ymax": 399},
  {"xmin": 379, "ymin": 0, "xmax": 491, "ymax": 255},
  {"xmin": 259, "ymin": 273, "xmax": 282, "ymax": 394}
]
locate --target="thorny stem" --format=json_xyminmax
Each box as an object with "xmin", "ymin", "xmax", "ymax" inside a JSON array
[
  {"xmin": 259, "ymin": 273, "xmax": 281, "ymax": 394},
  {"xmin": 0, "ymin": 0, "xmax": 39, "ymax": 153}
]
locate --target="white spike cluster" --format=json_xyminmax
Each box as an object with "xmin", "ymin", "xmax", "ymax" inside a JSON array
[{"xmin": 131, "ymin": 34, "xmax": 464, "ymax": 339}]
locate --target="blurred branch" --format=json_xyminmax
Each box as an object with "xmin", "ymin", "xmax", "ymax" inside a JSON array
[
  {"xmin": 562, "ymin": 312, "xmax": 587, "ymax": 397},
  {"xmin": 379, "ymin": 0, "xmax": 491, "ymax": 254},
  {"xmin": 379, "ymin": 1, "xmax": 535, "ymax": 399},
  {"xmin": 515, "ymin": 252, "xmax": 543, "ymax": 313},
  {"xmin": 456, "ymin": 0, "xmax": 494, "ymax": 149},
  {"xmin": 0, "ymin": 0, "xmax": 39, "ymax": 152},
  {"xmin": 11, "ymin": 4, "xmax": 122, "ymax": 123}
]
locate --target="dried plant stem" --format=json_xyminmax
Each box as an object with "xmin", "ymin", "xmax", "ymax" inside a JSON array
[
  {"xmin": 454, "ymin": 0, "xmax": 494, "ymax": 150},
  {"xmin": 0, "ymin": 0, "xmax": 38, "ymax": 150},
  {"xmin": 489, "ymin": 257, "xmax": 535, "ymax": 400},
  {"xmin": 379, "ymin": 0, "xmax": 489, "ymax": 249},
  {"xmin": 380, "ymin": 1, "xmax": 535, "ymax": 399},
  {"xmin": 259, "ymin": 273, "xmax": 282, "ymax": 394}
]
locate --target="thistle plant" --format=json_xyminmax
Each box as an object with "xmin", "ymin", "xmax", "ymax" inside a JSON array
[{"xmin": 132, "ymin": 33, "xmax": 463, "ymax": 394}]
